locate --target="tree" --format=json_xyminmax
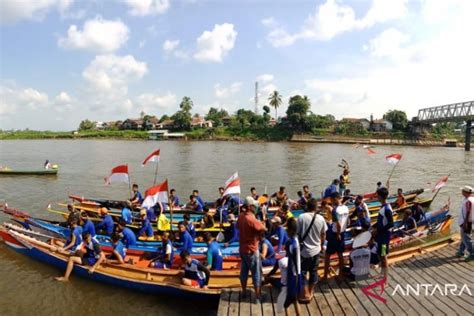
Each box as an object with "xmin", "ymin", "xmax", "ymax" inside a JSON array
[
  {"xmin": 268, "ymin": 90, "xmax": 282, "ymax": 119},
  {"xmin": 384, "ymin": 110, "xmax": 408, "ymax": 131},
  {"xmin": 179, "ymin": 96, "xmax": 193, "ymax": 113},
  {"xmin": 171, "ymin": 110, "xmax": 192, "ymax": 130},
  {"xmin": 159, "ymin": 114, "xmax": 170, "ymax": 122},
  {"xmin": 205, "ymin": 107, "xmax": 229, "ymax": 127},
  {"xmin": 78, "ymin": 119, "xmax": 94, "ymax": 131},
  {"xmin": 286, "ymin": 95, "xmax": 311, "ymax": 132},
  {"xmin": 262, "ymin": 105, "xmax": 271, "ymax": 123}
]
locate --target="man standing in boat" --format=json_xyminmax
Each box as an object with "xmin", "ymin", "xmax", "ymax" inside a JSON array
[
  {"xmin": 456, "ymin": 186, "xmax": 474, "ymax": 262},
  {"xmin": 238, "ymin": 196, "xmax": 266, "ymax": 304}
]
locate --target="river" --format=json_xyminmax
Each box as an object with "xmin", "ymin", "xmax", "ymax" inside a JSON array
[{"xmin": 0, "ymin": 139, "xmax": 472, "ymax": 315}]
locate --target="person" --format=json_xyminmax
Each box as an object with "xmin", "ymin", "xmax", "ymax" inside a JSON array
[
  {"xmin": 238, "ymin": 196, "xmax": 266, "ymax": 303},
  {"xmin": 259, "ymin": 231, "xmax": 276, "ymax": 267},
  {"xmin": 271, "ymin": 216, "xmax": 288, "ymax": 253},
  {"xmin": 121, "ymin": 201, "xmax": 133, "ymax": 225},
  {"xmin": 297, "ymin": 198, "xmax": 327, "ymax": 303},
  {"xmin": 271, "ymin": 186, "xmax": 288, "ymax": 206},
  {"xmin": 60, "ymin": 203, "xmax": 80, "ymax": 227},
  {"xmin": 320, "ymin": 200, "xmax": 333, "ymax": 221},
  {"xmin": 177, "ymin": 221, "xmax": 194, "ymax": 253},
  {"xmin": 80, "ymin": 212, "xmax": 96, "ymax": 238},
  {"xmin": 297, "ymin": 191, "xmax": 308, "ymax": 210},
  {"xmin": 96, "ymin": 207, "xmax": 114, "ymax": 236},
  {"xmin": 401, "ymin": 209, "xmax": 417, "ymax": 234},
  {"xmin": 215, "ymin": 187, "xmax": 228, "ymax": 208},
  {"xmin": 345, "ymin": 231, "xmax": 371, "ymax": 281},
  {"xmin": 323, "ymin": 179, "xmax": 339, "ymax": 199},
  {"xmin": 169, "ymin": 189, "xmax": 180, "ymax": 208},
  {"xmin": 224, "ymin": 213, "xmax": 239, "ymax": 247},
  {"xmin": 44, "ymin": 159, "xmax": 52, "ymax": 169},
  {"xmin": 376, "ymin": 181, "xmax": 383, "ymax": 190},
  {"xmin": 352, "ymin": 195, "xmax": 371, "ymax": 231},
  {"xmin": 192, "ymin": 189, "xmax": 205, "ymax": 208},
  {"xmin": 375, "ymin": 187, "xmax": 394, "ymax": 278},
  {"xmin": 117, "ymin": 220, "xmax": 137, "ymax": 248},
  {"xmin": 410, "ymin": 199, "xmax": 426, "ymax": 223},
  {"xmin": 186, "ymin": 195, "xmax": 203, "ymax": 212},
  {"xmin": 138, "ymin": 209, "xmax": 154, "ymax": 239},
  {"xmin": 183, "ymin": 214, "xmax": 196, "ymax": 240},
  {"xmin": 150, "ymin": 232, "xmax": 174, "ymax": 269},
  {"xmin": 396, "ymin": 188, "xmax": 407, "ymax": 209},
  {"xmin": 283, "ymin": 218, "xmax": 302, "ymax": 314},
  {"xmin": 200, "ymin": 206, "xmax": 215, "ymax": 228},
  {"xmin": 51, "ymin": 218, "xmax": 83, "ymax": 252},
  {"xmin": 456, "ymin": 186, "xmax": 474, "ymax": 261},
  {"xmin": 108, "ymin": 233, "xmax": 126, "ymax": 264},
  {"xmin": 277, "ymin": 204, "xmax": 293, "ymax": 226},
  {"xmin": 264, "ymin": 257, "xmax": 289, "ymax": 314},
  {"xmin": 180, "ymin": 250, "xmax": 210, "ymax": 289},
  {"xmin": 130, "ymin": 184, "xmax": 143, "ymax": 206},
  {"xmin": 147, "ymin": 205, "xmax": 157, "ymax": 222},
  {"xmin": 342, "ymin": 189, "xmax": 354, "ymax": 204},
  {"xmin": 339, "ymin": 168, "xmax": 351, "ymax": 195},
  {"xmin": 55, "ymin": 232, "xmax": 105, "ymax": 282},
  {"xmin": 303, "ymin": 185, "xmax": 313, "ymax": 200},
  {"xmin": 323, "ymin": 193, "xmax": 349, "ymax": 280},
  {"xmin": 250, "ymin": 187, "xmax": 259, "ymax": 201},
  {"xmin": 205, "ymin": 232, "xmax": 223, "ymax": 271}
]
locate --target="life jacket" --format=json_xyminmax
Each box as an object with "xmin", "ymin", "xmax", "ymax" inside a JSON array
[
  {"xmin": 184, "ymin": 259, "xmax": 206, "ymax": 281},
  {"xmin": 161, "ymin": 239, "xmax": 174, "ymax": 266}
]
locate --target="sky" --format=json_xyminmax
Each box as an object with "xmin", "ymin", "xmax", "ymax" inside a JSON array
[{"xmin": 0, "ymin": 0, "xmax": 473, "ymax": 131}]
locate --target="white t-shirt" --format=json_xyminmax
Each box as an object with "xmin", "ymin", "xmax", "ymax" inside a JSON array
[
  {"xmin": 458, "ymin": 196, "xmax": 474, "ymax": 226},
  {"xmin": 350, "ymin": 248, "xmax": 371, "ymax": 276},
  {"xmin": 297, "ymin": 212, "xmax": 328, "ymax": 258},
  {"xmin": 278, "ymin": 257, "xmax": 288, "ymax": 286},
  {"xmin": 332, "ymin": 205, "xmax": 350, "ymax": 233}
]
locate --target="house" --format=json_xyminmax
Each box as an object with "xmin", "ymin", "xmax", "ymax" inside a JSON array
[
  {"xmin": 222, "ymin": 116, "xmax": 232, "ymax": 126},
  {"xmin": 191, "ymin": 116, "xmax": 213, "ymax": 128},
  {"xmin": 371, "ymin": 119, "xmax": 393, "ymax": 132},
  {"xmin": 342, "ymin": 118, "xmax": 370, "ymax": 129},
  {"xmin": 121, "ymin": 119, "xmax": 144, "ymax": 130},
  {"xmin": 94, "ymin": 121, "xmax": 106, "ymax": 130},
  {"xmin": 268, "ymin": 118, "xmax": 278, "ymax": 127},
  {"xmin": 143, "ymin": 116, "xmax": 159, "ymax": 130},
  {"xmin": 156, "ymin": 119, "xmax": 176, "ymax": 129}
]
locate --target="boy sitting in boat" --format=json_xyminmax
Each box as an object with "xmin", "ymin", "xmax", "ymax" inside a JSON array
[
  {"xmin": 200, "ymin": 206, "xmax": 215, "ymax": 228},
  {"xmin": 50, "ymin": 218, "xmax": 82, "ymax": 253},
  {"xmin": 130, "ymin": 184, "xmax": 143, "ymax": 208},
  {"xmin": 107, "ymin": 233, "xmax": 126, "ymax": 264},
  {"xmin": 186, "ymin": 195, "xmax": 203, "ymax": 212},
  {"xmin": 150, "ymin": 232, "xmax": 174, "ymax": 269},
  {"xmin": 180, "ymin": 250, "xmax": 210, "ymax": 289},
  {"xmin": 55, "ymin": 232, "xmax": 106, "ymax": 282}
]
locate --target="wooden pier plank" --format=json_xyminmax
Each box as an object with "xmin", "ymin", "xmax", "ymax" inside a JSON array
[
  {"xmin": 227, "ymin": 289, "xmax": 240, "ymax": 316},
  {"xmin": 326, "ymin": 279, "xmax": 358, "ymax": 316},
  {"xmin": 260, "ymin": 287, "xmax": 274, "ymax": 316},
  {"xmin": 317, "ymin": 281, "xmax": 345, "ymax": 315},
  {"xmin": 217, "ymin": 289, "xmax": 230, "ymax": 316}
]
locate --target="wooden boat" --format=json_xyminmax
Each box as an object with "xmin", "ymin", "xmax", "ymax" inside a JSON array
[{"xmin": 0, "ymin": 168, "xmax": 58, "ymax": 175}]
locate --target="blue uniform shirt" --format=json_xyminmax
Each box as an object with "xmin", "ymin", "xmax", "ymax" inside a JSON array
[
  {"xmin": 323, "ymin": 184, "xmax": 338, "ymax": 198},
  {"xmin": 196, "ymin": 196, "xmax": 205, "ymax": 208},
  {"xmin": 82, "ymin": 219, "xmax": 96, "ymax": 237},
  {"xmin": 146, "ymin": 207, "xmax": 156, "ymax": 221},
  {"xmin": 179, "ymin": 230, "xmax": 194, "ymax": 252},
  {"xmin": 69, "ymin": 226, "xmax": 83, "ymax": 250},
  {"xmin": 139, "ymin": 218, "xmax": 154, "ymax": 237},
  {"xmin": 261, "ymin": 238, "xmax": 276, "ymax": 259},
  {"xmin": 97, "ymin": 214, "xmax": 114, "ymax": 236},
  {"xmin": 114, "ymin": 240, "xmax": 126, "ymax": 259},
  {"xmin": 207, "ymin": 241, "xmax": 223, "ymax": 271},
  {"xmin": 376, "ymin": 204, "xmax": 394, "ymax": 244},
  {"xmin": 274, "ymin": 226, "xmax": 288, "ymax": 252},
  {"xmin": 121, "ymin": 207, "xmax": 132, "ymax": 224},
  {"xmin": 186, "ymin": 223, "xmax": 196, "ymax": 240},
  {"xmin": 121, "ymin": 227, "xmax": 137, "ymax": 248}
]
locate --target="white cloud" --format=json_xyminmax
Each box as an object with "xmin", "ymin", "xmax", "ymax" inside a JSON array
[
  {"xmin": 55, "ymin": 91, "xmax": 72, "ymax": 104},
  {"xmin": 214, "ymin": 82, "xmax": 242, "ymax": 98},
  {"xmin": 124, "ymin": 0, "xmax": 170, "ymax": 16},
  {"xmin": 82, "ymin": 54, "xmax": 148, "ymax": 93},
  {"xmin": 263, "ymin": 0, "xmax": 409, "ymax": 47},
  {"xmin": 194, "ymin": 23, "xmax": 237, "ymax": 62},
  {"xmin": 256, "ymin": 74, "xmax": 274, "ymax": 83},
  {"xmin": 366, "ymin": 28, "xmax": 409, "ymax": 58},
  {"xmin": 163, "ymin": 39, "xmax": 180, "ymax": 53},
  {"xmin": 58, "ymin": 17, "xmax": 129, "ymax": 53},
  {"xmin": 0, "ymin": 84, "xmax": 50, "ymax": 117},
  {"xmin": 0, "ymin": 0, "xmax": 74, "ymax": 24},
  {"xmin": 135, "ymin": 92, "xmax": 177, "ymax": 113}
]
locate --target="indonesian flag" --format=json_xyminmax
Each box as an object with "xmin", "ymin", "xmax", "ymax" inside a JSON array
[
  {"xmin": 142, "ymin": 149, "xmax": 160, "ymax": 166},
  {"xmin": 142, "ymin": 180, "xmax": 169, "ymax": 208},
  {"xmin": 432, "ymin": 175, "xmax": 449, "ymax": 192},
  {"xmin": 366, "ymin": 148, "xmax": 376, "ymax": 155},
  {"xmin": 223, "ymin": 172, "xmax": 240, "ymax": 196},
  {"xmin": 105, "ymin": 164, "xmax": 129, "ymax": 185},
  {"xmin": 385, "ymin": 153, "xmax": 402, "ymax": 165}
]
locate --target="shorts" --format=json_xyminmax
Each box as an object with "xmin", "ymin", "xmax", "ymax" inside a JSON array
[
  {"xmin": 152, "ymin": 261, "xmax": 171, "ymax": 269},
  {"xmin": 190, "ymin": 278, "xmax": 206, "ymax": 288},
  {"xmin": 301, "ymin": 254, "xmax": 320, "ymax": 285},
  {"xmin": 262, "ymin": 257, "xmax": 277, "ymax": 267},
  {"xmin": 377, "ymin": 242, "xmax": 390, "ymax": 257},
  {"xmin": 326, "ymin": 232, "xmax": 345, "ymax": 255},
  {"xmin": 240, "ymin": 251, "xmax": 262, "ymax": 287},
  {"xmin": 82, "ymin": 256, "xmax": 97, "ymax": 266}
]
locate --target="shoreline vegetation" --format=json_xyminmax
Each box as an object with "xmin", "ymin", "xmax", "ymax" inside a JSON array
[{"xmin": 1, "ymin": 94, "xmax": 466, "ymax": 144}]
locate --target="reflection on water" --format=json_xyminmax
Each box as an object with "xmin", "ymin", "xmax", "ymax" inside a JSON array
[{"xmin": 0, "ymin": 139, "xmax": 472, "ymax": 315}]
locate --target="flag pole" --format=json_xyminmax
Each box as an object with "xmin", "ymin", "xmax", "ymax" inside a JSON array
[
  {"xmin": 166, "ymin": 178, "xmax": 173, "ymax": 233},
  {"xmin": 432, "ymin": 174, "xmax": 450, "ymax": 202},
  {"xmin": 386, "ymin": 162, "xmax": 399, "ymax": 188},
  {"xmin": 127, "ymin": 164, "xmax": 133, "ymax": 199},
  {"xmin": 153, "ymin": 161, "xmax": 159, "ymax": 186}
]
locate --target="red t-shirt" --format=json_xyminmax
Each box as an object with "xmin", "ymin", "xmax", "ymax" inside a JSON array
[{"xmin": 237, "ymin": 212, "xmax": 265, "ymax": 254}]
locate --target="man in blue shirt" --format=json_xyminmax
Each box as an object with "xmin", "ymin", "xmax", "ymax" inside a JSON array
[
  {"xmin": 376, "ymin": 187, "xmax": 394, "ymax": 278},
  {"xmin": 224, "ymin": 214, "xmax": 239, "ymax": 247},
  {"xmin": 108, "ymin": 233, "xmax": 126, "ymax": 264},
  {"xmin": 117, "ymin": 220, "xmax": 137, "ymax": 248},
  {"xmin": 151, "ymin": 232, "xmax": 174, "ymax": 269},
  {"xmin": 169, "ymin": 189, "xmax": 180, "ymax": 208},
  {"xmin": 271, "ymin": 216, "xmax": 288, "ymax": 253},
  {"xmin": 81, "ymin": 212, "xmax": 96, "ymax": 238},
  {"xmin": 186, "ymin": 195, "xmax": 203, "ymax": 212},
  {"xmin": 193, "ymin": 189, "xmax": 205, "ymax": 207},
  {"xmin": 96, "ymin": 207, "xmax": 114, "ymax": 236},
  {"xmin": 138, "ymin": 209, "xmax": 154, "ymax": 238},
  {"xmin": 121, "ymin": 201, "xmax": 133, "ymax": 224},
  {"xmin": 183, "ymin": 214, "xmax": 196, "ymax": 239},
  {"xmin": 323, "ymin": 179, "xmax": 339, "ymax": 199},
  {"xmin": 130, "ymin": 184, "xmax": 143, "ymax": 207},
  {"xmin": 177, "ymin": 221, "xmax": 194, "ymax": 253},
  {"xmin": 204, "ymin": 232, "xmax": 223, "ymax": 271}
]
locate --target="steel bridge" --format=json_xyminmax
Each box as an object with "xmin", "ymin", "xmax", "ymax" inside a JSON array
[{"xmin": 416, "ymin": 101, "xmax": 473, "ymax": 151}]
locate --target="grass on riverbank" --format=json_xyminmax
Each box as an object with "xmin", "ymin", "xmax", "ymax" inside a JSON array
[{"xmin": 0, "ymin": 130, "xmax": 148, "ymax": 140}]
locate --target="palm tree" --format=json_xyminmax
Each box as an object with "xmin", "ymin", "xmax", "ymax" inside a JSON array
[
  {"xmin": 179, "ymin": 96, "xmax": 193, "ymax": 113},
  {"xmin": 268, "ymin": 90, "xmax": 282, "ymax": 119}
]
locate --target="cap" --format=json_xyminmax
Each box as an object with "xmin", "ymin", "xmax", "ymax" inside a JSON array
[
  {"xmin": 140, "ymin": 208, "xmax": 147, "ymax": 216},
  {"xmin": 99, "ymin": 207, "xmax": 108, "ymax": 214},
  {"xmin": 244, "ymin": 196, "xmax": 259, "ymax": 208},
  {"xmin": 271, "ymin": 216, "xmax": 282, "ymax": 224},
  {"xmin": 227, "ymin": 214, "xmax": 236, "ymax": 222},
  {"xmin": 461, "ymin": 185, "xmax": 473, "ymax": 193},
  {"xmin": 352, "ymin": 231, "xmax": 371, "ymax": 249}
]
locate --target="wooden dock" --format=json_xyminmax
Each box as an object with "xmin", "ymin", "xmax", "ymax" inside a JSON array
[{"xmin": 217, "ymin": 240, "xmax": 474, "ymax": 316}]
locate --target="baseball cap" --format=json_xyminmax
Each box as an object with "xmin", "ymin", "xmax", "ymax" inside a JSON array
[
  {"xmin": 461, "ymin": 185, "xmax": 473, "ymax": 193},
  {"xmin": 244, "ymin": 196, "xmax": 258, "ymax": 207}
]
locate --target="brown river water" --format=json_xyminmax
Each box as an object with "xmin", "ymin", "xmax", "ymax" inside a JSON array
[{"xmin": 0, "ymin": 139, "xmax": 472, "ymax": 315}]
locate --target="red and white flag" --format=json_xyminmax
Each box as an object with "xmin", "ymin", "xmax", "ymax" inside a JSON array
[
  {"xmin": 385, "ymin": 153, "xmax": 402, "ymax": 165},
  {"xmin": 142, "ymin": 179, "xmax": 169, "ymax": 208},
  {"xmin": 432, "ymin": 175, "xmax": 449, "ymax": 192},
  {"xmin": 223, "ymin": 172, "xmax": 240, "ymax": 196},
  {"xmin": 105, "ymin": 164, "xmax": 129, "ymax": 185},
  {"xmin": 142, "ymin": 149, "xmax": 160, "ymax": 166},
  {"xmin": 366, "ymin": 148, "xmax": 376, "ymax": 155}
]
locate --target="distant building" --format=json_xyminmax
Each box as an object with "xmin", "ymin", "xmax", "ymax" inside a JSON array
[
  {"xmin": 191, "ymin": 116, "xmax": 213, "ymax": 128},
  {"xmin": 222, "ymin": 116, "xmax": 232, "ymax": 126},
  {"xmin": 371, "ymin": 119, "xmax": 393, "ymax": 131},
  {"xmin": 94, "ymin": 121, "xmax": 106, "ymax": 130},
  {"xmin": 342, "ymin": 118, "xmax": 371, "ymax": 129},
  {"xmin": 121, "ymin": 119, "xmax": 144, "ymax": 130},
  {"xmin": 144, "ymin": 116, "xmax": 159, "ymax": 130},
  {"xmin": 156, "ymin": 119, "xmax": 176, "ymax": 129},
  {"xmin": 268, "ymin": 118, "xmax": 278, "ymax": 127}
]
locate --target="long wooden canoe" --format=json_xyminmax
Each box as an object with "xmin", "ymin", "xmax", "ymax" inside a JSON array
[{"xmin": 0, "ymin": 169, "xmax": 58, "ymax": 175}]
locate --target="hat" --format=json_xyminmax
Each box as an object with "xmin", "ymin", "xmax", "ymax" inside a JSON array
[
  {"xmin": 352, "ymin": 231, "xmax": 371, "ymax": 249},
  {"xmin": 227, "ymin": 214, "xmax": 236, "ymax": 222},
  {"xmin": 244, "ymin": 196, "xmax": 258, "ymax": 208},
  {"xmin": 271, "ymin": 216, "xmax": 282, "ymax": 224},
  {"xmin": 140, "ymin": 208, "xmax": 147, "ymax": 216},
  {"xmin": 99, "ymin": 207, "xmax": 108, "ymax": 215},
  {"xmin": 461, "ymin": 186, "xmax": 473, "ymax": 193}
]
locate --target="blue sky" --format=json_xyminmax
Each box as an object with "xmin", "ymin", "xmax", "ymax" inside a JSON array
[{"xmin": 1, "ymin": 0, "xmax": 473, "ymax": 130}]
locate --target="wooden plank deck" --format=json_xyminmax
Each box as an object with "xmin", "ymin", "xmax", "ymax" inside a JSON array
[{"xmin": 217, "ymin": 241, "xmax": 474, "ymax": 315}]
